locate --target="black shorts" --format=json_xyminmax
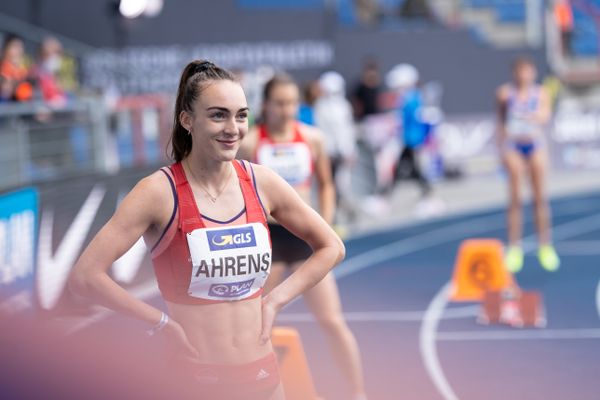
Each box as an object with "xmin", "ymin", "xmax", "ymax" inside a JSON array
[{"xmin": 268, "ymin": 223, "xmax": 312, "ymax": 265}]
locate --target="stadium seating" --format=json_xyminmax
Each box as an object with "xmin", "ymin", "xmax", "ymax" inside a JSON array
[
  {"xmin": 237, "ymin": 0, "xmax": 324, "ymax": 9},
  {"xmin": 462, "ymin": 0, "xmax": 526, "ymax": 23},
  {"xmin": 461, "ymin": 0, "xmax": 599, "ymax": 57},
  {"xmin": 495, "ymin": 1, "xmax": 526, "ymax": 23},
  {"xmin": 571, "ymin": 4, "xmax": 599, "ymax": 56},
  {"xmin": 237, "ymin": 0, "xmax": 414, "ymax": 26}
]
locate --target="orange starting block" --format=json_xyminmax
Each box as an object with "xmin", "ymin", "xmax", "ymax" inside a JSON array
[
  {"xmin": 271, "ymin": 327, "xmax": 319, "ymax": 400},
  {"xmin": 450, "ymin": 239, "xmax": 515, "ymax": 302}
]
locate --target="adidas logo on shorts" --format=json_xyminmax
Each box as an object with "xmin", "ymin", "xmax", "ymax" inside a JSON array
[{"xmin": 255, "ymin": 368, "xmax": 270, "ymax": 381}]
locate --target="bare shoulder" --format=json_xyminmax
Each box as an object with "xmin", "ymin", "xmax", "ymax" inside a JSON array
[
  {"xmin": 496, "ymin": 83, "xmax": 511, "ymax": 102},
  {"xmin": 240, "ymin": 161, "xmax": 285, "ymax": 214},
  {"xmin": 138, "ymin": 168, "xmax": 173, "ymax": 197},
  {"xmin": 243, "ymin": 161, "xmax": 279, "ymax": 190},
  {"xmin": 121, "ymin": 168, "xmax": 175, "ymax": 222}
]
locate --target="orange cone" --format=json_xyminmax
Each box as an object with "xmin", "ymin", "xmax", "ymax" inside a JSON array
[
  {"xmin": 272, "ymin": 327, "xmax": 319, "ymax": 400},
  {"xmin": 450, "ymin": 239, "xmax": 516, "ymax": 302}
]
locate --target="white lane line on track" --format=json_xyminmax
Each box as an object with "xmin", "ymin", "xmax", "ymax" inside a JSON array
[
  {"xmin": 419, "ymin": 282, "xmax": 459, "ymax": 400},
  {"xmin": 335, "ymin": 214, "xmax": 506, "ymax": 280},
  {"xmin": 344, "ymin": 194, "xmax": 600, "ymax": 244},
  {"xmin": 276, "ymin": 305, "xmax": 478, "ymax": 323},
  {"xmin": 437, "ymin": 328, "xmax": 600, "ymax": 341},
  {"xmin": 338, "ymin": 208, "xmax": 600, "ymax": 281},
  {"xmin": 596, "ymin": 280, "xmax": 600, "ymax": 321},
  {"xmin": 522, "ymin": 213, "xmax": 600, "ymax": 253},
  {"xmin": 552, "ymin": 241, "xmax": 600, "ymax": 256}
]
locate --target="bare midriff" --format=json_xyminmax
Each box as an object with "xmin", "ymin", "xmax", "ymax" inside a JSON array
[{"xmin": 166, "ymin": 296, "xmax": 272, "ymax": 364}]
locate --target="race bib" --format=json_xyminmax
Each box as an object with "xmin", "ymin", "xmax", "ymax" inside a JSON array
[
  {"xmin": 257, "ymin": 142, "xmax": 312, "ymax": 186},
  {"xmin": 507, "ymin": 113, "xmax": 540, "ymax": 139},
  {"xmin": 186, "ymin": 223, "xmax": 271, "ymax": 301}
]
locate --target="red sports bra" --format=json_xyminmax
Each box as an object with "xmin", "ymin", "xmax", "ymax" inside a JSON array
[{"xmin": 150, "ymin": 160, "xmax": 271, "ymax": 305}]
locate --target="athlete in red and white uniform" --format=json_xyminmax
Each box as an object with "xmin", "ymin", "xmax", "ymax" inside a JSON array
[
  {"xmin": 70, "ymin": 61, "xmax": 345, "ymax": 400},
  {"xmin": 255, "ymin": 123, "xmax": 314, "ymax": 189},
  {"xmin": 240, "ymin": 73, "xmax": 367, "ymax": 400},
  {"xmin": 151, "ymin": 159, "xmax": 271, "ymax": 305}
]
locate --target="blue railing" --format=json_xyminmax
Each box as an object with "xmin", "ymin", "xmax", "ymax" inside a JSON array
[
  {"xmin": 462, "ymin": 0, "xmax": 526, "ymax": 22},
  {"xmin": 571, "ymin": 4, "xmax": 599, "ymax": 56},
  {"xmin": 237, "ymin": 0, "xmax": 324, "ymax": 9}
]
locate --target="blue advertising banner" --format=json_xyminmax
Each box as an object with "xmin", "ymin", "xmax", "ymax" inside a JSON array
[{"xmin": 0, "ymin": 187, "xmax": 38, "ymax": 314}]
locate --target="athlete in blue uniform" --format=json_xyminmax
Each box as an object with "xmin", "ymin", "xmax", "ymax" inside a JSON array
[{"xmin": 496, "ymin": 57, "xmax": 560, "ymax": 273}]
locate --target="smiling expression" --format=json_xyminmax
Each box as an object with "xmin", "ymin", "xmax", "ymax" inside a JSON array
[{"xmin": 181, "ymin": 80, "xmax": 249, "ymax": 162}]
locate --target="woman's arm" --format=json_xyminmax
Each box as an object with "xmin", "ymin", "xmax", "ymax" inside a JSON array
[
  {"xmin": 252, "ymin": 164, "xmax": 345, "ymax": 342},
  {"xmin": 495, "ymin": 85, "xmax": 509, "ymax": 150},
  {"xmin": 533, "ymin": 87, "xmax": 552, "ymax": 125},
  {"xmin": 307, "ymin": 126, "xmax": 337, "ymax": 225},
  {"xmin": 68, "ymin": 172, "xmax": 198, "ymax": 356}
]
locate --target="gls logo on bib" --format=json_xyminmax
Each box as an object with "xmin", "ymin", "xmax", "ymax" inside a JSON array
[{"xmin": 207, "ymin": 226, "xmax": 256, "ymax": 251}]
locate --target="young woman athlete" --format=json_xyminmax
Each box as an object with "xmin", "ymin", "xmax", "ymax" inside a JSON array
[
  {"xmin": 69, "ymin": 60, "xmax": 345, "ymax": 400},
  {"xmin": 239, "ymin": 73, "xmax": 367, "ymax": 400},
  {"xmin": 496, "ymin": 57, "xmax": 560, "ymax": 273}
]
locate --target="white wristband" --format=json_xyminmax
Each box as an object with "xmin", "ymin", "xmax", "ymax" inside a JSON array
[{"xmin": 146, "ymin": 312, "xmax": 169, "ymax": 336}]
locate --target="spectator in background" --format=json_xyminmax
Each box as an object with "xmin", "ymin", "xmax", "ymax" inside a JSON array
[
  {"xmin": 399, "ymin": 0, "xmax": 432, "ymax": 19},
  {"xmin": 387, "ymin": 63, "xmax": 431, "ymax": 197},
  {"xmin": 352, "ymin": 59, "xmax": 382, "ymax": 121},
  {"xmin": 351, "ymin": 59, "xmax": 392, "ymax": 215},
  {"xmin": 32, "ymin": 37, "xmax": 68, "ymax": 108},
  {"xmin": 298, "ymin": 80, "xmax": 321, "ymax": 126},
  {"xmin": 314, "ymin": 71, "xmax": 357, "ymax": 226},
  {"xmin": 240, "ymin": 73, "xmax": 367, "ymax": 400},
  {"xmin": 553, "ymin": 0, "xmax": 574, "ymax": 58},
  {"xmin": 0, "ymin": 76, "xmax": 12, "ymax": 103},
  {"xmin": 55, "ymin": 50, "xmax": 79, "ymax": 95},
  {"xmin": 0, "ymin": 34, "xmax": 33, "ymax": 102},
  {"xmin": 32, "ymin": 37, "xmax": 88, "ymax": 166},
  {"xmin": 354, "ymin": 0, "xmax": 380, "ymax": 25}
]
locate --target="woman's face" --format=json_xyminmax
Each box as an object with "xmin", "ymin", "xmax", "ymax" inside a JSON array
[
  {"xmin": 183, "ymin": 80, "xmax": 249, "ymax": 162},
  {"xmin": 513, "ymin": 62, "xmax": 537, "ymax": 86},
  {"xmin": 264, "ymin": 83, "xmax": 300, "ymax": 126},
  {"xmin": 4, "ymin": 40, "xmax": 24, "ymax": 63}
]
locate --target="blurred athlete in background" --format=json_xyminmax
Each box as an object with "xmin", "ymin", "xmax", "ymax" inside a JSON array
[
  {"xmin": 496, "ymin": 57, "xmax": 560, "ymax": 273},
  {"xmin": 240, "ymin": 73, "xmax": 367, "ymax": 400}
]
